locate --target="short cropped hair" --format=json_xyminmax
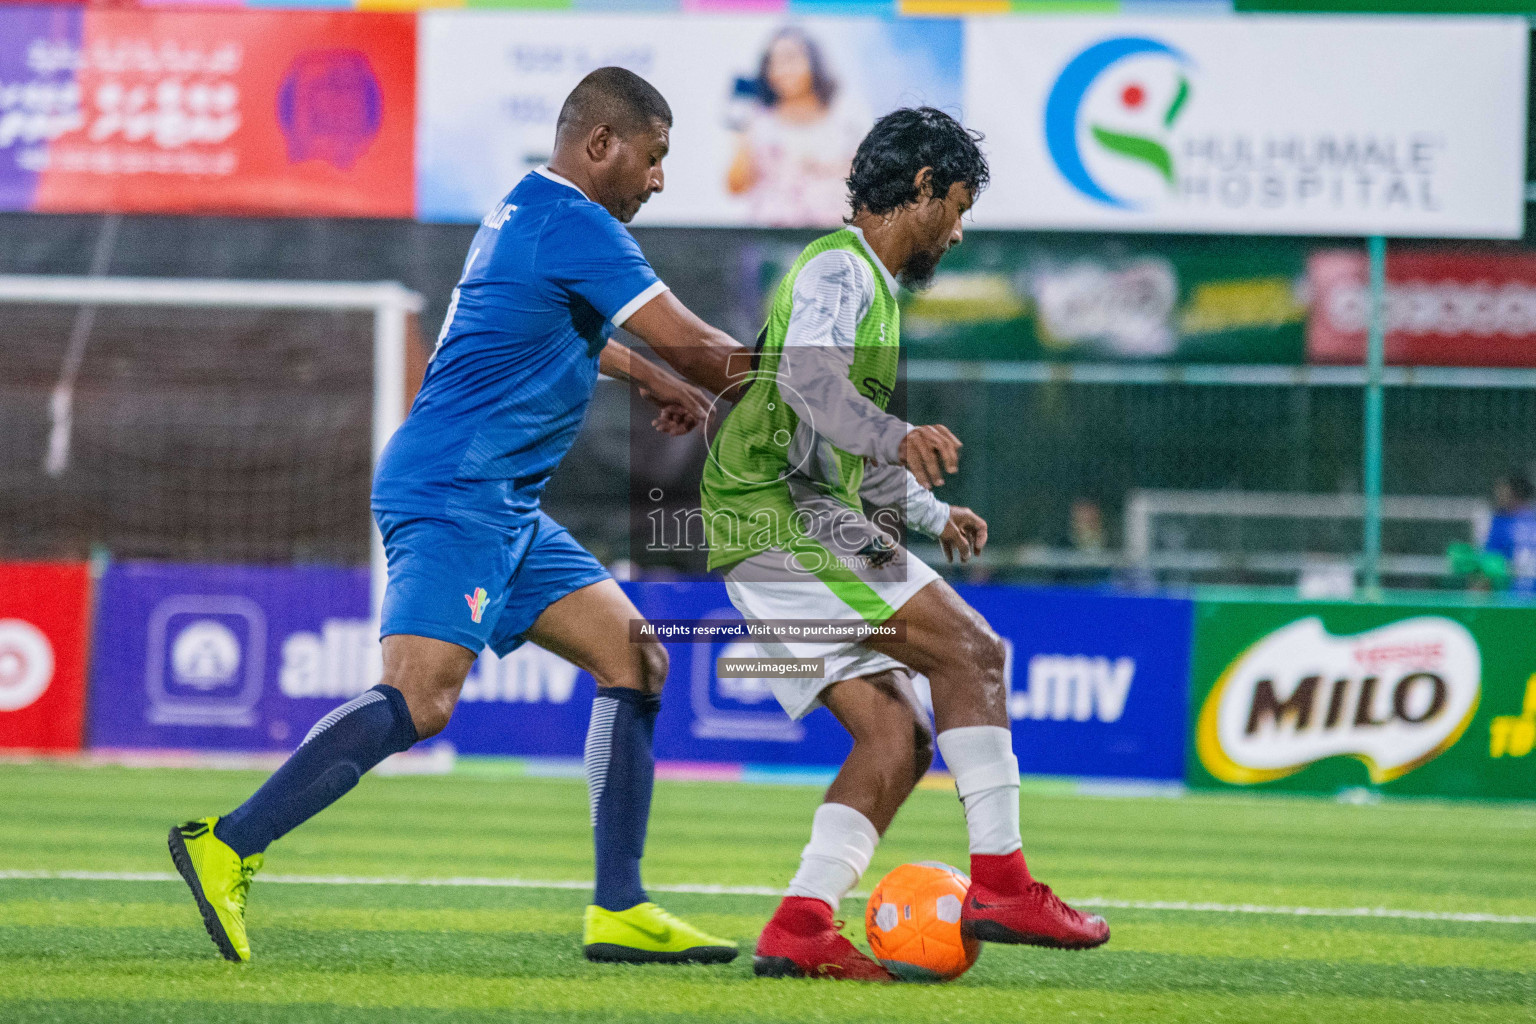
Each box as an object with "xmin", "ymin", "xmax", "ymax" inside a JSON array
[
  {"xmin": 847, "ymin": 107, "xmax": 988, "ymax": 216},
  {"xmin": 555, "ymin": 67, "xmax": 673, "ymax": 142},
  {"xmin": 1501, "ymin": 473, "xmax": 1535, "ymax": 504}
]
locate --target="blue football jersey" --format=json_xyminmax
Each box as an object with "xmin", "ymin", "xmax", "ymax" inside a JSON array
[
  {"xmin": 1486, "ymin": 507, "xmax": 1536, "ymax": 595},
  {"xmin": 372, "ymin": 169, "xmax": 667, "ymax": 518}
]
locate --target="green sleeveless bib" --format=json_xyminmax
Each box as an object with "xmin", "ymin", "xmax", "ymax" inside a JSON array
[{"xmin": 700, "ymin": 229, "xmax": 899, "ymax": 570}]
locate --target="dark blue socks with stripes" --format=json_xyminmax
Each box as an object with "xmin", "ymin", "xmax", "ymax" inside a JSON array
[
  {"xmin": 585, "ymin": 686, "xmax": 661, "ymax": 912},
  {"xmin": 214, "ymin": 684, "xmax": 418, "ymax": 859}
]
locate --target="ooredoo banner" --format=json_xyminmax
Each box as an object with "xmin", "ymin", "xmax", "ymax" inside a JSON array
[
  {"xmin": 1188, "ymin": 599, "xmax": 1536, "ymax": 798},
  {"xmin": 417, "ymin": 12, "xmax": 961, "ymax": 226},
  {"xmin": 1308, "ymin": 249, "xmax": 1536, "ymax": 367},
  {"xmin": 0, "ymin": 7, "xmax": 415, "ymax": 216},
  {"xmin": 964, "ymin": 16, "xmax": 1527, "ymax": 237},
  {"xmin": 0, "ymin": 561, "xmax": 91, "ymax": 752}
]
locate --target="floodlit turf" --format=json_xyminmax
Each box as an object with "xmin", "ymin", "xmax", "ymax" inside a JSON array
[{"xmin": 1, "ymin": 762, "xmax": 1533, "ymax": 1023}]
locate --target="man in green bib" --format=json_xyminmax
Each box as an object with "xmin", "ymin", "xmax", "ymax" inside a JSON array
[{"xmin": 701, "ymin": 107, "xmax": 1110, "ymax": 981}]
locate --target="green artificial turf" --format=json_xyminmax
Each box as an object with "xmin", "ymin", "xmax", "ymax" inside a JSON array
[{"xmin": 1, "ymin": 761, "xmax": 1532, "ymax": 1023}]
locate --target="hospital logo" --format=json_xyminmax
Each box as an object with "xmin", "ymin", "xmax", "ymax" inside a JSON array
[
  {"xmin": 1044, "ymin": 36, "xmax": 1194, "ymax": 210},
  {"xmin": 465, "ymin": 587, "xmax": 489, "ymax": 624}
]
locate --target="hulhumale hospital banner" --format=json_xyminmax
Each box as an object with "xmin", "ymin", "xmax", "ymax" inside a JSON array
[
  {"xmin": 417, "ymin": 12, "xmax": 1526, "ymax": 235},
  {"xmin": 416, "ymin": 12, "xmax": 963, "ymax": 226},
  {"xmin": 0, "ymin": 7, "xmax": 415, "ymax": 216},
  {"xmin": 87, "ymin": 563, "xmax": 1191, "ymax": 780},
  {"xmin": 963, "ymin": 16, "xmax": 1528, "ymax": 237}
]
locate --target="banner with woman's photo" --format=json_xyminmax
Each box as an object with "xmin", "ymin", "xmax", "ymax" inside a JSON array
[{"xmin": 416, "ymin": 11, "xmax": 962, "ymax": 227}]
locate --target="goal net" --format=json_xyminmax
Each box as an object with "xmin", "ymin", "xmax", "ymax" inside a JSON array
[{"xmin": 0, "ymin": 275, "xmax": 422, "ymax": 613}]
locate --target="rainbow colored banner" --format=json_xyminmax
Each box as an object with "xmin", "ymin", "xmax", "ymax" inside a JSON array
[
  {"xmin": 0, "ymin": 1, "xmax": 1227, "ymax": 11},
  {"xmin": 0, "ymin": 6, "xmax": 415, "ymax": 216}
]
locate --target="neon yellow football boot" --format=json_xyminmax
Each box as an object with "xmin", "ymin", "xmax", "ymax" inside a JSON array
[
  {"xmin": 167, "ymin": 817, "xmax": 263, "ymax": 962},
  {"xmin": 582, "ymin": 902, "xmax": 739, "ymax": 964}
]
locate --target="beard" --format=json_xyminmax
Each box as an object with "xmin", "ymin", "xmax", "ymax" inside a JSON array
[{"xmin": 897, "ymin": 245, "xmax": 943, "ymax": 292}]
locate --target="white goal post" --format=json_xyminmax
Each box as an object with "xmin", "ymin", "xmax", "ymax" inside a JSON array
[
  {"xmin": 0, "ymin": 274, "xmax": 424, "ymax": 620},
  {"xmin": 1124, "ymin": 489, "xmax": 1492, "ymax": 577}
]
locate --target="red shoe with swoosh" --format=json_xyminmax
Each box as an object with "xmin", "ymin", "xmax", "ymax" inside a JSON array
[
  {"xmin": 961, "ymin": 851, "xmax": 1110, "ymax": 950},
  {"xmin": 753, "ymin": 897, "xmax": 895, "ymax": 982}
]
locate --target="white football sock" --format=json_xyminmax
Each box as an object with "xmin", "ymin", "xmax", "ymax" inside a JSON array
[
  {"xmin": 936, "ymin": 726, "xmax": 1022, "ymax": 856},
  {"xmin": 785, "ymin": 802, "xmax": 879, "ymax": 913}
]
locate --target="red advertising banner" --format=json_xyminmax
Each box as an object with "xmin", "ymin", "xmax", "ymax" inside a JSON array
[
  {"xmin": 1308, "ymin": 249, "xmax": 1536, "ymax": 367},
  {"xmin": 4, "ymin": 9, "xmax": 414, "ymax": 217},
  {"xmin": 0, "ymin": 562, "xmax": 91, "ymax": 752}
]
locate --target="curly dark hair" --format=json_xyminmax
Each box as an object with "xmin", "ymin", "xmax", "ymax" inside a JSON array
[
  {"xmin": 756, "ymin": 27, "xmax": 837, "ymax": 109},
  {"xmin": 846, "ymin": 107, "xmax": 988, "ymax": 216}
]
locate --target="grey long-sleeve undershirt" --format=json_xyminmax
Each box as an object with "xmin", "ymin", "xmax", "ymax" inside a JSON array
[{"xmin": 775, "ymin": 247, "xmax": 951, "ymax": 538}]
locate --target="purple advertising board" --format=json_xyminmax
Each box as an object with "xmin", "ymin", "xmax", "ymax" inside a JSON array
[
  {"xmin": 85, "ymin": 562, "xmax": 856, "ymax": 764},
  {"xmin": 89, "ymin": 564, "xmax": 1191, "ymax": 780},
  {"xmin": 89, "ymin": 561, "xmax": 375, "ymax": 752}
]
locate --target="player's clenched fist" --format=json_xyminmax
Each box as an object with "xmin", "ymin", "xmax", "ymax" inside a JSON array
[
  {"xmin": 939, "ymin": 506, "xmax": 988, "ymax": 564},
  {"xmin": 899, "ymin": 424, "xmax": 962, "ymax": 490}
]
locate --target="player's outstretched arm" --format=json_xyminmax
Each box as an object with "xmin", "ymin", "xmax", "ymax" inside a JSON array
[
  {"xmin": 621, "ymin": 290, "xmax": 752, "ymax": 401},
  {"xmin": 600, "ymin": 340, "xmax": 711, "ymax": 436}
]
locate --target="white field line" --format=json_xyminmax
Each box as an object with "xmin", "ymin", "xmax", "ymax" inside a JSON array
[{"xmin": 1, "ymin": 870, "xmax": 1533, "ymax": 926}]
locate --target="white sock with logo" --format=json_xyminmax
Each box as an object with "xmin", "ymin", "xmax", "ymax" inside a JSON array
[
  {"xmin": 936, "ymin": 726, "xmax": 1022, "ymax": 856},
  {"xmin": 785, "ymin": 802, "xmax": 880, "ymax": 913}
]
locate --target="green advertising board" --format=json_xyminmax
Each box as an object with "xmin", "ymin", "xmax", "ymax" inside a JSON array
[
  {"xmin": 1188, "ymin": 599, "xmax": 1536, "ymax": 799},
  {"xmin": 741, "ymin": 232, "xmax": 1312, "ymax": 364},
  {"xmin": 898, "ymin": 233, "xmax": 1309, "ymax": 364}
]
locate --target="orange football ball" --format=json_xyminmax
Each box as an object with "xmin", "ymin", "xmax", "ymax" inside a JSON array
[{"xmin": 865, "ymin": 861, "xmax": 981, "ymax": 982}]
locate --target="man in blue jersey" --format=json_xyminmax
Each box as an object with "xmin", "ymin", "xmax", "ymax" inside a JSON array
[
  {"xmin": 1486, "ymin": 473, "xmax": 1536, "ymax": 595},
  {"xmin": 169, "ymin": 68, "xmax": 749, "ymax": 966}
]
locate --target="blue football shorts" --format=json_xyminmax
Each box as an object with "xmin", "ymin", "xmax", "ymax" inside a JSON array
[{"xmin": 375, "ymin": 509, "xmax": 611, "ymax": 657}]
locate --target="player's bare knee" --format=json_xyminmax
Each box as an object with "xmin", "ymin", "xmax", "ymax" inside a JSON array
[
  {"xmin": 960, "ymin": 623, "xmax": 1007, "ymax": 682},
  {"xmin": 386, "ymin": 666, "xmax": 464, "ymax": 739},
  {"xmin": 862, "ymin": 713, "xmax": 923, "ymax": 797},
  {"xmin": 636, "ymin": 640, "xmax": 669, "ymax": 695},
  {"xmin": 407, "ymin": 683, "xmax": 458, "ymax": 739}
]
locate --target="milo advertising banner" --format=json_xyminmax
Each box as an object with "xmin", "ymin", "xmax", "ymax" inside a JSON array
[{"xmin": 1188, "ymin": 600, "xmax": 1536, "ymax": 799}]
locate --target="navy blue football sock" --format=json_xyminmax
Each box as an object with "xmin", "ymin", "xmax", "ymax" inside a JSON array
[
  {"xmin": 214, "ymin": 684, "xmax": 418, "ymax": 859},
  {"xmin": 585, "ymin": 686, "xmax": 660, "ymax": 912}
]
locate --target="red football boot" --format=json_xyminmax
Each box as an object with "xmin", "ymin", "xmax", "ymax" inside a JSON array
[
  {"xmin": 961, "ymin": 850, "xmax": 1110, "ymax": 949},
  {"xmin": 753, "ymin": 896, "xmax": 895, "ymax": 982}
]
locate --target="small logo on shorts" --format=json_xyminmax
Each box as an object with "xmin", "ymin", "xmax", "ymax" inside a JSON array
[{"xmin": 465, "ymin": 587, "xmax": 489, "ymax": 624}]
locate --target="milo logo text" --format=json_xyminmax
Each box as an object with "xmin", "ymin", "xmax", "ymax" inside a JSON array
[{"xmin": 1198, "ymin": 617, "xmax": 1480, "ymax": 785}]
